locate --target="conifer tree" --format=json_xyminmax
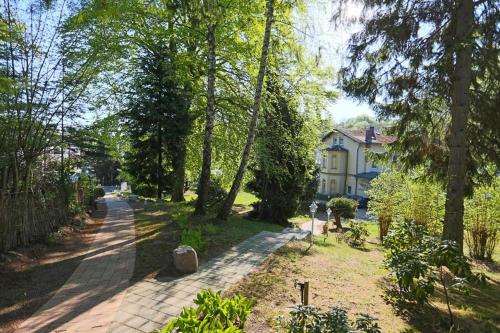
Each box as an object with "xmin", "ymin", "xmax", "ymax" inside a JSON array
[{"xmin": 340, "ymin": 0, "xmax": 499, "ymax": 252}]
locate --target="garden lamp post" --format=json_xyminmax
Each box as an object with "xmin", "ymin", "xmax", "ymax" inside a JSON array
[{"xmin": 309, "ymin": 201, "xmax": 318, "ymax": 245}]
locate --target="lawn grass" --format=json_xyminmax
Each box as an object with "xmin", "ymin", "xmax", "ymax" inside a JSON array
[
  {"xmin": 226, "ymin": 226, "xmax": 500, "ymax": 333},
  {"xmin": 129, "ymin": 193, "xmax": 280, "ymax": 281}
]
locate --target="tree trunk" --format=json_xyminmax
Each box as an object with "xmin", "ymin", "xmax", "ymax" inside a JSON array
[
  {"xmin": 334, "ymin": 213, "xmax": 343, "ymax": 231},
  {"xmin": 442, "ymin": 0, "xmax": 473, "ymax": 253},
  {"xmin": 194, "ymin": 23, "xmax": 216, "ymax": 215},
  {"xmin": 171, "ymin": 141, "xmax": 187, "ymax": 202},
  {"xmin": 157, "ymin": 110, "xmax": 163, "ymax": 200},
  {"xmin": 217, "ymin": 0, "xmax": 275, "ymax": 220}
]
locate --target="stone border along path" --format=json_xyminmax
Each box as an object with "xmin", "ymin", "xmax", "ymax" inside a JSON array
[
  {"xmin": 16, "ymin": 192, "xmax": 308, "ymax": 333},
  {"xmin": 109, "ymin": 229, "xmax": 308, "ymax": 333},
  {"xmin": 16, "ymin": 195, "xmax": 136, "ymax": 333}
]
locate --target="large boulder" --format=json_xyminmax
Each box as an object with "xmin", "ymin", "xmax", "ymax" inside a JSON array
[{"xmin": 173, "ymin": 245, "xmax": 198, "ymax": 273}]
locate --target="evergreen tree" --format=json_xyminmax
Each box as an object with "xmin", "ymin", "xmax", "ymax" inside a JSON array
[
  {"xmin": 247, "ymin": 73, "xmax": 317, "ymax": 225},
  {"xmin": 340, "ymin": 0, "xmax": 499, "ymax": 251},
  {"xmin": 123, "ymin": 43, "xmax": 193, "ymax": 199}
]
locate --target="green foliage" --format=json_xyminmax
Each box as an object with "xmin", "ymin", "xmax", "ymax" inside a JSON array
[
  {"xmin": 340, "ymin": 0, "xmax": 499, "ymax": 188},
  {"xmin": 335, "ymin": 114, "xmax": 393, "ymax": 134},
  {"xmin": 367, "ymin": 170, "xmax": 407, "ymax": 242},
  {"xmin": 276, "ymin": 305, "xmax": 380, "ymax": 333},
  {"xmin": 384, "ymin": 221, "xmax": 482, "ymax": 326},
  {"xmin": 367, "ymin": 170, "xmax": 445, "ymax": 239},
  {"xmin": 173, "ymin": 213, "xmax": 189, "ymax": 230},
  {"xmin": 180, "ymin": 228, "xmax": 208, "ymax": 253},
  {"xmin": 196, "ymin": 178, "xmax": 227, "ymax": 214},
  {"xmin": 159, "ymin": 289, "xmax": 253, "ymax": 333},
  {"xmin": 327, "ymin": 198, "xmax": 357, "ymax": 219},
  {"xmin": 247, "ymin": 72, "xmax": 319, "ymax": 225},
  {"xmin": 327, "ymin": 197, "xmax": 357, "ymax": 229},
  {"xmin": 93, "ymin": 186, "xmax": 105, "ymax": 198},
  {"xmin": 343, "ymin": 221, "xmax": 369, "ymax": 248},
  {"xmin": 202, "ymin": 223, "xmax": 219, "ymax": 236},
  {"xmin": 464, "ymin": 180, "xmax": 499, "ymax": 260}
]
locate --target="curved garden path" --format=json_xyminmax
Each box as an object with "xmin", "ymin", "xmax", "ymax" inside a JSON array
[
  {"xmin": 16, "ymin": 193, "xmax": 308, "ymax": 333},
  {"xmin": 16, "ymin": 195, "xmax": 136, "ymax": 333}
]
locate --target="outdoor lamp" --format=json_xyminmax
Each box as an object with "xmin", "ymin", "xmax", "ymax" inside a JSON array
[{"xmin": 309, "ymin": 201, "xmax": 318, "ymax": 245}]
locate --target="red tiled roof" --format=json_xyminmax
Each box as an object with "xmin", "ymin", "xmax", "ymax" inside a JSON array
[{"xmin": 323, "ymin": 128, "xmax": 396, "ymax": 144}]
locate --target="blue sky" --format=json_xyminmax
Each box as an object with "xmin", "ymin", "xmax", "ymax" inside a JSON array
[{"xmin": 301, "ymin": 1, "xmax": 375, "ymax": 122}]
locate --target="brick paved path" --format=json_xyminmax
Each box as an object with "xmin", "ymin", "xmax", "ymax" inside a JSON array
[
  {"xmin": 108, "ymin": 229, "xmax": 307, "ymax": 333},
  {"xmin": 17, "ymin": 195, "xmax": 136, "ymax": 333},
  {"xmin": 17, "ymin": 193, "xmax": 307, "ymax": 333}
]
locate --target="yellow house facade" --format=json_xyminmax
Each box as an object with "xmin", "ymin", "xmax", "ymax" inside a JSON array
[{"xmin": 318, "ymin": 127, "xmax": 396, "ymax": 199}]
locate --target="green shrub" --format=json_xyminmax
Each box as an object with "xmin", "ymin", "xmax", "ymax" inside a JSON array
[
  {"xmin": 93, "ymin": 186, "xmax": 105, "ymax": 199},
  {"xmin": 181, "ymin": 228, "xmax": 208, "ymax": 253},
  {"xmin": 343, "ymin": 221, "xmax": 369, "ymax": 247},
  {"xmin": 276, "ymin": 305, "xmax": 380, "ymax": 333},
  {"xmin": 464, "ymin": 181, "xmax": 499, "ymax": 261},
  {"xmin": 326, "ymin": 197, "xmax": 358, "ymax": 230},
  {"xmin": 173, "ymin": 213, "xmax": 189, "ymax": 229},
  {"xmin": 197, "ymin": 178, "xmax": 227, "ymax": 213},
  {"xmin": 158, "ymin": 289, "xmax": 253, "ymax": 332},
  {"xmin": 384, "ymin": 221, "xmax": 485, "ymax": 327}
]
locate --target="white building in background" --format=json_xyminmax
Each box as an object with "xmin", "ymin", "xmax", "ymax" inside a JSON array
[{"xmin": 317, "ymin": 127, "xmax": 396, "ymax": 201}]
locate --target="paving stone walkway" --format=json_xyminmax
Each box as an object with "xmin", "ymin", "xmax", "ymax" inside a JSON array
[
  {"xmin": 17, "ymin": 195, "xmax": 136, "ymax": 333},
  {"xmin": 109, "ymin": 229, "xmax": 308, "ymax": 333},
  {"xmin": 17, "ymin": 193, "xmax": 308, "ymax": 333}
]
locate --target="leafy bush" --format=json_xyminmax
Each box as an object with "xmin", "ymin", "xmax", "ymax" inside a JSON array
[
  {"xmin": 343, "ymin": 221, "xmax": 369, "ymax": 247},
  {"xmin": 326, "ymin": 197, "xmax": 358, "ymax": 230},
  {"xmin": 384, "ymin": 221, "xmax": 484, "ymax": 327},
  {"xmin": 464, "ymin": 182, "xmax": 499, "ymax": 260},
  {"xmin": 367, "ymin": 170, "xmax": 445, "ymax": 240},
  {"xmin": 93, "ymin": 186, "xmax": 105, "ymax": 198},
  {"xmin": 276, "ymin": 305, "xmax": 380, "ymax": 333},
  {"xmin": 181, "ymin": 228, "xmax": 208, "ymax": 253},
  {"xmin": 158, "ymin": 289, "xmax": 253, "ymax": 332},
  {"xmin": 173, "ymin": 213, "xmax": 189, "ymax": 229},
  {"xmin": 197, "ymin": 178, "xmax": 227, "ymax": 213},
  {"xmin": 367, "ymin": 170, "xmax": 407, "ymax": 242}
]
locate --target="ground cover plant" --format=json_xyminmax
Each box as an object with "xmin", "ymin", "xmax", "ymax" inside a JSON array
[
  {"xmin": 275, "ymin": 305, "xmax": 381, "ymax": 333},
  {"xmin": 157, "ymin": 289, "xmax": 253, "ymax": 333}
]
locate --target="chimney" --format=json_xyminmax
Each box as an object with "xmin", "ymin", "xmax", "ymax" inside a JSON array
[{"xmin": 365, "ymin": 126, "xmax": 376, "ymax": 144}]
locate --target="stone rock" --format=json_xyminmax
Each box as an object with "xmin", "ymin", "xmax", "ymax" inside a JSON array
[{"xmin": 173, "ymin": 245, "xmax": 198, "ymax": 273}]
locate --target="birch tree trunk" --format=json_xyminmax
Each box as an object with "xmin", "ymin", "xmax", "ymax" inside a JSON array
[
  {"xmin": 217, "ymin": 0, "xmax": 275, "ymax": 220},
  {"xmin": 442, "ymin": 0, "xmax": 474, "ymax": 253},
  {"xmin": 194, "ymin": 22, "xmax": 216, "ymax": 215}
]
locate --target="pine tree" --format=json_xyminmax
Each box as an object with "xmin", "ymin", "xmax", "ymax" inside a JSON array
[
  {"xmin": 340, "ymin": 0, "xmax": 499, "ymax": 252},
  {"xmin": 123, "ymin": 44, "xmax": 193, "ymax": 199}
]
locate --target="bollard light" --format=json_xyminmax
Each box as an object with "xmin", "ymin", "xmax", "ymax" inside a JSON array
[{"xmin": 309, "ymin": 201, "xmax": 318, "ymax": 245}]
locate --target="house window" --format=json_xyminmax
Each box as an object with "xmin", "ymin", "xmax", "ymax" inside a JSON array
[
  {"xmin": 339, "ymin": 137, "xmax": 344, "ymax": 145},
  {"xmin": 333, "ymin": 136, "xmax": 338, "ymax": 145},
  {"xmin": 330, "ymin": 154, "xmax": 338, "ymax": 169},
  {"xmin": 322, "ymin": 154, "xmax": 326, "ymax": 168},
  {"xmin": 321, "ymin": 179, "xmax": 326, "ymax": 193},
  {"xmin": 347, "ymin": 185, "xmax": 352, "ymax": 194},
  {"xmin": 330, "ymin": 179, "xmax": 336, "ymax": 194},
  {"xmin": 372, "ymin": 162, "xmax": 377, "ymax": 169}
]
